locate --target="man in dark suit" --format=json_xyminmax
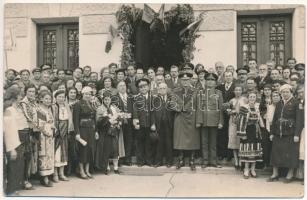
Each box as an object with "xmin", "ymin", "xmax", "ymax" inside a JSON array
[
  {"xmin": 133, "ymin": 78, "xmax": 156, "ymax": 167},
  {"xmin": 216, "ymin": 71, "xmax": 235, "ymax": 162},
  {"xmin": 112, "ymin": 81, "xmax": 134, "ymax": 166},
  {"xmin": 153, "ymin": 83, "xmax": 174, "ymax": 167},
  {"xmin": 125, "ymin": 65, "xmax": 139, "ymax": 95},
  {"xmin": 166, "ymin": 65, "xmax": 180, "ymax": 90}
]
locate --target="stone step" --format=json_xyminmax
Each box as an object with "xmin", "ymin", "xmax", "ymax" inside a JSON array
[{"xmin": 116, "ymin": 165, "xmax": 272, "ymax": 176}]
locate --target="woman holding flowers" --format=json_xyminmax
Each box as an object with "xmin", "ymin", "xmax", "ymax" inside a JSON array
[{"xmin": 96, "ymin": 91, "xmax": 122, "ymax": 175}]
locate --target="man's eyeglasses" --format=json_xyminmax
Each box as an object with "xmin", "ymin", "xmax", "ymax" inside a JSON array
[{"xmin": 238, "ymin": 73, "xmax": 247, "ymax": 76}]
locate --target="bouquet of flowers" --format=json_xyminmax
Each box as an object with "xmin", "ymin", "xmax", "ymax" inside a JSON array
[
  {"xmin": 118, "ymin": 112, "xmax": 132, "ymax": 124},
  {"xmin": 101, "ymin": 106, "xmax": 132, "ymax": 129}
]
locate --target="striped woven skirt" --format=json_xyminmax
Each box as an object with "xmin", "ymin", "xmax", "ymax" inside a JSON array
[{"xmin": 238, "ymin": 124, "xmax": 263, "ymax": 163}]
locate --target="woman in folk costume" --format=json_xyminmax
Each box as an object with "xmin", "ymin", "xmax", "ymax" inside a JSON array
[
  {"xmin": 227, "ymin": 84, "xmax": 247, "ymax": 170},
  {"xmin": 96, "ymin": 91, "xmax": 123, "ymax": 175},
  {"xmin": 268, "ymin": 84, "xmax": 299, "ymax": 183},
  {"xmin": 66, "ymin": 87, "xmax": 79, "ymax": 175},
  {"xmin": 294, "ymin": 85, "xmax": 304, "ymax": 183},
  {"xmin": 36, "ymin": 90, "xmax": 55, "ymax": 187},
  {"xmin": 52, "ymin": 90, "xmax": 73, "ymax": 182},
  {"xmin": 19, "ymin": 84, "xmax": 40, "ymax": 190},
  {"xmin": 237, "ymin": 91, "xmax": 264, "ymax": 179},
  {"xmin": 259, "ymin": 84, "xmax": 273, "ymax": 169},
  {"xmin": 73, "ymin": 86, "xmax": 96, "ymax": 179},
  {"xmin": 3, "ymin": 86, "xmax": 28, "ymax": 194}
]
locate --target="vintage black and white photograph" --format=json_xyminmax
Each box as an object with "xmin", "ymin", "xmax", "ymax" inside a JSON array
[{"xmin": 2, "ymin": 0, "xmax": 306, "ymax": 198}]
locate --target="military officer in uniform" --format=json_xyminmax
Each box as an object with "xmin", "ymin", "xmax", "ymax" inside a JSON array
[
  {"xmin": 196, "ymin": 73, "xmax": 224, "ymax": 168},
  {"xmin": 170, "ymin": 70, "xmax": 200, "ymax": 171}
]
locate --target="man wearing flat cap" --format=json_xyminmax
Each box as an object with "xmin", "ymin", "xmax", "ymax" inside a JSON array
[
  {"xmin": 40, "ymin": 64, "xmax": 52, "ymax": 74},
  {"xmin": 182, "ymin": 62, "xmax": 195, "ymax": 71},
  {"xmin": 170, "ymin": 71, "xmax": 200, "ymax": 171},
  {"xmin": 31, "ymin": 68, "xmax": 42, "ymax": 89},
  {"xmin": 65, "ymin": 70, "xmax": 74, "ymax": 80},
  {"xmin": 133, "ymin": 78, "xmax": 156, "ymax": 167},
  {"xmin": 235, "ymin": 65, "xmax": 249, "ymax": 92},
  {"xmin": 294, "ymin": 63, "xmax": 305, "ymax": 84},
  {"xmin": 196, "ymin": 72, "xmax": 224, "ymax": 168}
]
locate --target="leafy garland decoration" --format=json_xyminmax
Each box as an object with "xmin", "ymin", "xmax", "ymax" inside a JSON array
[{"xmin": 116, "ymin": 4, "xmax": 201, "ymax": 69}]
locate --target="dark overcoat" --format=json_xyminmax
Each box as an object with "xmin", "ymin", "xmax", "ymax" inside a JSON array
[
  {"xmin": 270, "ymin": 97, "xmax": 299, "ymax": 168},
  {"xmin": 170, "ymin": 86, "xmax": 200, "ymax": 150}
]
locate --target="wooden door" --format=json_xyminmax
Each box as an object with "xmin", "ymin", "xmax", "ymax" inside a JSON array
[
  {"xmin": 237, "ymin": 14, "xmax": 292, "ymax": 67},
  {"xmin": 38, "ymin": 24, "xmax": 79, "ymax": 70}
]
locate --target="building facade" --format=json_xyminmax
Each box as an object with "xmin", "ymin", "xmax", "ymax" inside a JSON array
[{"xmin": 4, "ymin": 3, "xmax": 306, "ymax": 72}]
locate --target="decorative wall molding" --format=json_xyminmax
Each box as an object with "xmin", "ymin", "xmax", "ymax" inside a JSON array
[
  {"xmin": 4, "ymin": 4, "xmax": 27, "ymax": 18},
  {"xmin": 82, "ymin": 15, "xmax": 116, "ymax": 34},
  {"xmin": 4, "ymin": 18, "xmax": 28, "ymax": 37},
  {"xmin": 196, "ymin": 10, "xmax": 235, "ymax": 31}
]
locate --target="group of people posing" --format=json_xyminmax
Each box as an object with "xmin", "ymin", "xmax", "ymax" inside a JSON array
[{"xmin": 3, "ymin": 58, "xmax": 305, "ymax": 195}]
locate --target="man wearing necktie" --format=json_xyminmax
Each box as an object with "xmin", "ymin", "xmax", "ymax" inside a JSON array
[
  {"xmin": 152, "ymin": 83, "xmax": 174, "ymax": 168},
  {"xmin": 125, "ymin": 65, "xmax": 139, "ymax": 95},
  {"xmin": 166, "ymin": 65, "xmax": 180, "ymax": 90},
  {"xmin": 112, "ymin": 81, "xmax": 134, "ymax": 166},
  {"xmin": 133, "ymin": 78, "xmax": 156, "ymax": 167},
  {"xmin": 216, "ymin": 71, "xmax": 235, "ymax": 163}
]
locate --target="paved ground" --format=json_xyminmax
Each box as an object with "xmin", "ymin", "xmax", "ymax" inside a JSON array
[{"xmin": 15, "ymin": 166, "xmax": 304, "ymax": 198}]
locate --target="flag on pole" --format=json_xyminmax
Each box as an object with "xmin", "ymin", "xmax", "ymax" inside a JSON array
[
  {"xmin": 142, "ymin": 4, "xmax": 156, "ymax": 24},
  {"xmin": 179, "ymin": 18, "xmax": 203, "ymax": 37},
  {"xmin": 149, "ymin": 4, "xmax": 166, "ymax": 31},
  {"xmin": 179, "ymin": 12, "xmax": 207, "ymax": 37},
  {"xmin": 158, "ymin": 4, "xmax": 165, "ymax": 30},
  {"xmin": 105, "ymin": 25, "xmax": 118, "ymax": 53},
  {"xmin": 131, "ymin": 4, "xmax": 137, "ymax": 23}
]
